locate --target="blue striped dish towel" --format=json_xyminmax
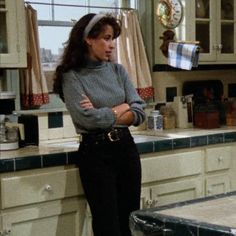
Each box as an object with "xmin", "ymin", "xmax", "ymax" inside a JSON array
[{"xmin": 168, "ymin": 42, "xmax": 199, "ymax": 70}]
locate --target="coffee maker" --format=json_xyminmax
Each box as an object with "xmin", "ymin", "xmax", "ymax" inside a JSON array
[{"xmin": 0, "ymin": 91, "xmax": 19, "ymax": 150}]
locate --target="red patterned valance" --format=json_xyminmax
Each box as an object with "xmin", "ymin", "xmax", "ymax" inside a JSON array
[{"xmin": 137, "ymin": 87, "xmax": 154, "ymax": 100}]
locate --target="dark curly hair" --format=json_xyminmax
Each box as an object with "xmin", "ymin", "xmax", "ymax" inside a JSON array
[{"xmin": 53, "ymin": 13, "xmax": 121, "ymax": 101}]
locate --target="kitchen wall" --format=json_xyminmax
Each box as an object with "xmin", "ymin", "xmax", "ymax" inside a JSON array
[
  {"xmin": 2, "ymin": 1, "xmax": 236, "ymax": 143},
  {"xmin": 152, "ymin": 69, "xmax": 236, "ymax": 103},
  {"xmin": 38, "ymin": 111, "xmax": 77, "ymax": 142}
]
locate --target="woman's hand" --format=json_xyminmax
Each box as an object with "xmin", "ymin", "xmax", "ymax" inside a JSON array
[
  {"xmin": 112, "ymin": 103, "xmax": 130, "ymax": 117},
  {"xmin": 80, "ymin": 94, "xmax": 94, "ymax": 109},
  {"xmin": 112, "ymin": 103, "xmax": 134, "ymax": 126}
]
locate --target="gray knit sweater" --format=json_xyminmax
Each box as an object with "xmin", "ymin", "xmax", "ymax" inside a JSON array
[{"xmin": 62, "ymin": 60, "xmax": 146, "ymax": 134}]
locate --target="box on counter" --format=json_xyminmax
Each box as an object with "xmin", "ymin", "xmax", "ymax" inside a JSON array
[
  {"xmin": 194, "ymin": 111, "xmax": 220, "ymax": 129},
  {"xmin": 226, "ymin": 112, "xmax": 236, "ymax": 126}
]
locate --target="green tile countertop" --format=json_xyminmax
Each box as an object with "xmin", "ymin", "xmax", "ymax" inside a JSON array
[{"xmin": 1, "ymin": 127, "xmax": 236, "ymax": 173}]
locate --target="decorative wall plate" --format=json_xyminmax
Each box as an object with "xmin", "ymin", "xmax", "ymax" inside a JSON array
[{"xmin": 156, "ymin": 0, "xmax": 183, "ymax": 29}]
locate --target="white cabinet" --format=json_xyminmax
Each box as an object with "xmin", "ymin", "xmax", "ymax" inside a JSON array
[
  {"xmin": 153, "ymin": 0, "xmax": 236, "ymax": 65},
  {"xmin": 140, "ymin": 143, "xmax": 236, "ymax": 209},
  {"xmin": 142, "ymin": 179, "xmax": 203, "ymax": 208},
  {"xmin": 0, "ymin": 0, "xmax": 27, "ymax": 68},
  {"xmin": 0, "ymin": 166, "xmax": 92, "ymax": 236},
  {"xmin": 0, "ymin": 167, "xmax": 83, "ymax": 208},
  {"xmin": 230, "ymin": 145, "xmax": 236, "ymax": 191},
  {"xmin": 205, "ymin": 174, "xmax": 230, "ymax": 196},
  {"xmin": 1, "ymin": 198, "xmax": 86, "ymax": 236},
  {"xmin": 205, "ymin": 146, "xmax": 231, "ymax": 173},
  {"xmin": 141, "ymin": 150, "xmax": 204, "ymax": 208},
  {"xmin": 205, "ymin": 146, "xmax": 232, "ymax": 196},
  {"xmin": 190, "ymin": 0, "xmax": 236, "ymax": 63}
]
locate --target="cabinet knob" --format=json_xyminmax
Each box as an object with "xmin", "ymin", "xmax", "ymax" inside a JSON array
[
  {"xmin": 145, "ymin": 199, "xmax": 153, "ymax": 206},
  {"xmin": 207, "ymin": 188, "xmax": 212, "ymax": 194},
  {"xmin": 217, "ymin": 156, "xmax": 223, "ymax": 162},
  {"xmin": 44, "ymin": 184, "xmax": 53, "ymax": 192}
]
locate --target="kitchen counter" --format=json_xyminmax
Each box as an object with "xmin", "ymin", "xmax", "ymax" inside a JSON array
[
  {"xmin": 0, "ymin": 127, "xmax": 236, "ymax": 173},
  {"xmin": 130, "ymin": 191, "xmax": 236, "ymax": 235}
]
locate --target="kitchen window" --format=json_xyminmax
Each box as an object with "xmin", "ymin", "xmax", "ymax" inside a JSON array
[
  {"xmin": 25, "ymin": 0, "xmax": 137, "ymax": 92},
  {"xmin": 26, "ymin": 0, "xmax": 136, "ymax": 72}
]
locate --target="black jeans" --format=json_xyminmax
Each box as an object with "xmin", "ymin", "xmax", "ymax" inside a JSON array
[{"xmin": 77, "ymin": 129, "xmax": 141, "ymax": 236}]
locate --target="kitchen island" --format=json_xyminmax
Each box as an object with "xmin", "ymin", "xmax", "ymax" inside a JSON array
[
  {"xmin": 0, "ymin": 127, "xmax": 236, "ymax": 236},
  {"xmin": 130, "ymin": 191, "xmax": 236, "ymax": 236}
]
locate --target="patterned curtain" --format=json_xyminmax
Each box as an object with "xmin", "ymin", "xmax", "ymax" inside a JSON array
[
  {"xmin": 116, "ymin": 10, "xmax": 154, "ymax": 100},
  {"xmin": 20, "ymin": 5, "xmax": 49, "ymax": 109}
]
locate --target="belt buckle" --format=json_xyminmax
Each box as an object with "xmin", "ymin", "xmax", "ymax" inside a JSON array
[{"xmin": 107, "ymin": 129, "xmax": 120, "ymax": 142}]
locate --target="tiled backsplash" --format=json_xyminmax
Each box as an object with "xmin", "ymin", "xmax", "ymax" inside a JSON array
[
  {"xmin": 38, "ymin": 111, "xmax": 77, "ymax": 143},
  {"xmin": 20, "ymin": 110, "xmax": 146, "ymax": 145}
]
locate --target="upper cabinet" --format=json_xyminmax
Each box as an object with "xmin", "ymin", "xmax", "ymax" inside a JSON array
[
  {"xmin": 154, "ymin": 0, "xmax": 236, "ymax": 65},
  {"xmin": 0, "ymin": 0, "xmax": 27, "ymax": 68},
  {"xmin": 191, "ymin": 0, "xmax": 236, "ymax": 63}
]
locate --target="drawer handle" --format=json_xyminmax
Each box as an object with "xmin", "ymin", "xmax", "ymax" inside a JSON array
[
  {"xmin": 44, "ymin": 184, "xmax": 53, "ymax": 192},
  {"xmin": 218, "ymin": 156, "xmax": 223, "ymax": 162},
  {"xmin": 145, "ymin": 199, "xmax": 153, "ymax": 207}
]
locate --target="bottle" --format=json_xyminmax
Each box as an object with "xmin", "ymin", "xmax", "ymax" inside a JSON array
[{"xmin": 147, "ymin": 110, "xmax": 163, "ymax": 131}]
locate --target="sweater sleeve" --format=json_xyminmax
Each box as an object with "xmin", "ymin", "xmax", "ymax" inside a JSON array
[
  {"xmin": 115, "ymin": 64, "xmax": 147, "ymax": 126},
  {"xmin": 62, "ymin": 71, "xmax": 116, "ymax": 131}
]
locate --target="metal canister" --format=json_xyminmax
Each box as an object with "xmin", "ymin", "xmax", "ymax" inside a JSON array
[{"xmin": 147, "ymin": 110, "xmax": 163, "ymax": 131}]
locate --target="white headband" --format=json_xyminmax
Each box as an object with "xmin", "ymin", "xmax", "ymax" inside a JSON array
[{"xmin": 83, "ymin": 14, "xmax": 106, "ymax": 39}]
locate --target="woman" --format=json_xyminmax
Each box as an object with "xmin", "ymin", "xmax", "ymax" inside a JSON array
[{"xmin": 53, "ymin": 13, "xmax": 146, "ymax": 236}]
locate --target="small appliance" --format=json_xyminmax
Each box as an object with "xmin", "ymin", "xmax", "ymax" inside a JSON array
[
  {"xmin": 172, "ymin": 95, "xmax": 193, "ymax": 128},
  {"xmin": 0, "ymin": 91, "xmax": 19, "ymax": 151}
]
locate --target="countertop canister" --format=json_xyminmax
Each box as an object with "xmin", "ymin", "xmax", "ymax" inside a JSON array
[{"xmin": 147, "ymin": 110, "xmax": 163, "ymax": 131}]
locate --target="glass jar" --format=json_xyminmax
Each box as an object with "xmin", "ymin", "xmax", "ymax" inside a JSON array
[
  {"xmin": 147, "ymin": 110, "xmax": 163, "ymax": 131},
  {"xmin": 160, "ymin": 106, "xmax": 176, "ymax": 129}
]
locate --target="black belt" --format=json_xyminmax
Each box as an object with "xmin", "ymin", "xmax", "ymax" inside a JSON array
[{"xmin": 81, "ymin": 128, "xmax": 130, "ymax": 143}]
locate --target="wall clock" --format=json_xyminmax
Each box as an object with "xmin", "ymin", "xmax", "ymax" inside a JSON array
[{"xmin": 156, "ymin": 0, "xmax": 183, "ymax": 29}]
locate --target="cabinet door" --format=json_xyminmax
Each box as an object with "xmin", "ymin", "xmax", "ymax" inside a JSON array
[
  {"xmin": 206, "ymin": 174, "xmax": 230, "ymax": 196},
  {"xmin": 150, "ymin": 178, "xmax": 203, "ymax": 207},
  {"xmin": 140, "ymin": 187, "xmax": 152, "ymax": 209},
  {"xmin": 192, "ymin": 0, "xmax": 236, "ymax": 62},
  {"xmin": 0, "ymin": 0, "xmax": 26, "ymax": 68},
  {"xmin": 216, "ymin": 0, "xmax": 236, "ymax": 61},
  {"xmin": 192, "ymin": 0, "xmax": 216, "ymax": 61},
  {"xmin": 2, "ymin": 198, "xmax": 87, "ymax": 236}
]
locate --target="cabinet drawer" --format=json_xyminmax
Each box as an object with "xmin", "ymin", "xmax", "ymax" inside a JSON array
[
  {"xmin": 1, "ymin": 168, "xmax": 84, "ymax": 209},
  {"xmin": 141, "ymin": 150, "xmax": 203, "ymax": 183},
  {"xmin": 205, "ymin": 146, "xmax": 231, "ymax": 172},
  {"xmin": 141, "ymin": 178, "xmax": 203, "ymax": 209},
  {"xmin": 205, "ymin": 174, "xmax": 230, "ymax": 196}
]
